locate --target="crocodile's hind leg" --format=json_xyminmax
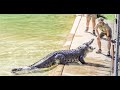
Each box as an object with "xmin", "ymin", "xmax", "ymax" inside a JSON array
[
  {"xmin": 36, "ymin": 64, "xmax": 58, "ymax": 73},
  {"xmin": 54, "ymin": 54, "xmax": 66, "ymax": 65}
]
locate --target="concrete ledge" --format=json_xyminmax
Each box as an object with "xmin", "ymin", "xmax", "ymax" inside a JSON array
[
  {"xmin": 62, "ymin": 16, "xmax": 113, "ymax": 76},
  {"xmin": 49, "ymin": 16, "xmax": 114, "ymax": 76},
  {"xmin": 49, "ymin": 16, "xmax": 82, "ymax": 76}
]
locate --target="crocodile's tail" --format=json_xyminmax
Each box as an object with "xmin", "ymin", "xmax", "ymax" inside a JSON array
[
  {"xmin": 12, "ymin": 68, "xmax": 22, "ymax": 73},
  {"xmin": 11, "ymin": 66, "xmax": 33, "ymax": 74},
  {"xmin": 11, "ymin": 52, "xmax": 57, "ymax": 74}
]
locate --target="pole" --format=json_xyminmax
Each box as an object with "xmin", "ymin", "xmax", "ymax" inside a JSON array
[
  {"xmin": 111, "ymin": 44, "xmax": 114, "ymax": 74},
  {"xmin": 111, "ymin": 15, "xmax": 117, "ymax": 75},
  {"xmin": 114, "ymin": 14, "xmax": 120, "ymax": 76}
]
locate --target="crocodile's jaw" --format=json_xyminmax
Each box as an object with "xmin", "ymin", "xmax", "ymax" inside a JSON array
[{"xmin": 83, "ymin": 45, "xmax": 95, "ymax": 58}]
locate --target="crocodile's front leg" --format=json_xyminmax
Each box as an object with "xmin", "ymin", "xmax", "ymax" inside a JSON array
[{"xmin": 79, "ymin": 55, "xmax": 86, "ymax": 64}]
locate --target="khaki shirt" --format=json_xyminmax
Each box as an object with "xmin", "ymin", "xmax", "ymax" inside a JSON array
[{"xmin": 95, "ymin": 23, "xmax": 112, "ymax": 34}]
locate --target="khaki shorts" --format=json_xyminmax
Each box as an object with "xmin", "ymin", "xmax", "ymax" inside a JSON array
[
  {"xmin": 99, "ymin": 24, "xmax": 112, "ymax": 39},
  {"xmin": 86, "ymin": 14, "xmax": 97, "ymax": 19},
  {"xmin": 100, "ymin": 32, "xmax": 112, "ymax": 39}
]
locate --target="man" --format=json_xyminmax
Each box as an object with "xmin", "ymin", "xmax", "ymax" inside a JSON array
[
  {"xmin": 95, "ymin": 17, "xmax": 112, "ymax": 56},
  {"xmin": 85, "ymin": 14, "xmax": 97, "ymax": 35}
]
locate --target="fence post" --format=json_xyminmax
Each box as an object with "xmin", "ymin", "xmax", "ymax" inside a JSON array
[{"xmin": 113, "ymin": 14, "xmax": 120, "ymax": 76}]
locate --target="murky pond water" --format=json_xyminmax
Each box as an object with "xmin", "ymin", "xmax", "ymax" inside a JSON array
[{"xmin": 0, "ymin": 14, "xmax": 75, "ymax": 76}]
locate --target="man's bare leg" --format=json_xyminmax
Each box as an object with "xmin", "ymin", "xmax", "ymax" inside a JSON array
[
  {"xmin": 92, "ymin": 16, "xmax": 96, "ymax": 35},
  {"xmin": 96, "ymin": 36, "xmax": 102, "ymax": 53},
  {"xmin": 107, "ymin": 37, "xmax": 111, "ymax": 56},
  {"xmin": 92, "ymin": 16, "xmax": 96, "ymax": 30},
  {"xmin": 85, "ymin": 15, "xmax": 91, "ymax": 32}
]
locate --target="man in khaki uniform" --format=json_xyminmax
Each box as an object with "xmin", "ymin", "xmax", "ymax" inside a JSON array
[
  {"xmin": 85, "ymin": 14, "xmax": 97, "ymax": 35},
  {"xmin": 95, "ymin": 17, "xmax": 112, "ymax": 56}
]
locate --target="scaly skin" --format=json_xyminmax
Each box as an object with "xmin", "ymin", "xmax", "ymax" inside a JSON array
[{"xmin": 12, "ymin": 39, "xmax": 94, "ymax": 74}]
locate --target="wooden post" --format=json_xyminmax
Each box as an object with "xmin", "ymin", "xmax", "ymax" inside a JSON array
[{"xmin": 111, "ymin": 44, "xmax": 114, "ymax": 75}]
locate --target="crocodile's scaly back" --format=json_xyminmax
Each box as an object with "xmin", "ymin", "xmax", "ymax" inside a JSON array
[
  {"xmin": 30, "ymin": 52, "xmax": 57, "ymax": 68},
  {"xmin": 11, "ymin": 52, "xmax": 58, "ymax": 74},
  {"xmin": 11, "ymin": 39, "xmax": 95, "ymax": 74}
]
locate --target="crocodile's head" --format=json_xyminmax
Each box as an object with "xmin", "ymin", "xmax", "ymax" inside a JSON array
[
  {"xmin": 86, "ymin": 45, "xmax": 95, "ymax": 52},
  {"xmin": 81, "ymin": 45, "xmax": 95, "ymax": 58},
  {"xmin": 77, "ymin": 38, "xmax": 95, "ymax": 49},
  {"xmin": 84, "ymin": 38, "xmax": 94, "ymax": 46},
  {"xmin": 77, "ymin": 39, "xmax": 95, "ymax": 57},
  {"xmin": 83, "ymin": 39, "xmax": 95, "ymax": 57}
]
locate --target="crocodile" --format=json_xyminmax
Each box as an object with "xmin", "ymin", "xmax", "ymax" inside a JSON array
[{"xmin": 11, "ymin": 38, "xmax": 95, "ymax": 74}]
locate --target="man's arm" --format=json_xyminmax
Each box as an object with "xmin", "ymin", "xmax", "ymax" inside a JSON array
[{"xmin": 105, "ymin": 25, "xmax": 110, "ymax": 37}]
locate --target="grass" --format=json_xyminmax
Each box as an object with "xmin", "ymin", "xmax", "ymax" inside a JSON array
[
  {"xmin": 0, "ymin": 14, "xmax": 75, "ymax": 76},
  {"xmin": 101, "ymin": 14, "xmax": 115, "ymax": 20}
]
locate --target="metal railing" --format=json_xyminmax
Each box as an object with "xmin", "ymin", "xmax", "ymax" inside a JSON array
[{"xmin": 112, "ymin": 14, "xmax": 120, "ymax": 76}]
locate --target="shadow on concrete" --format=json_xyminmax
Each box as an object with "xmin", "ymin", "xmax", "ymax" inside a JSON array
[
  {"xmin": 86, "ymin": 32, "xmax": 97, "ymax": 37},
  {"xmin": 85, "ymin": 62, "xmax": 110, "ymax": 68},
  {"xmin": 66, "ymin": 62, "xmax": 110, "ymax": 68},
  {"xmin": 101, "ymin": 53, "xmax": 112, "ymax": 58}
]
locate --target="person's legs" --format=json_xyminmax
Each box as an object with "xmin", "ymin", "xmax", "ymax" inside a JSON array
[
  {"xmin": 96, "ymin": 36, "xmax": 102, "ymax": 53},
  {"xmin": 92, "ymin": 15, "xmax": 96, "ymax": 30},
  {"xmin": 107, "ymin": 37, "xmax": 111, "ymax": 51},
  {"xmin": 91, "ymin": 15, "xmax": 96, "ymax": 35},
  {"xmin": 106, "ymin": 29, "xmax": 112, "ymax": 56},
  {"xmin": 92, "ymin": 18, "xmax": 96, "ymax": 30},
  {"xmin": 106, "ymin": 36, "xmax": 111, "ymax": 56},
  {"xmin": 85, "ymin": 15, "xmax": 91, "ymax": 32}
]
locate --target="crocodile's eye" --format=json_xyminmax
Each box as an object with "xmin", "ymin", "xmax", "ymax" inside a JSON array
[
  {"xmin": 89, "ymin": 46, "xmax": 91, "ymax": 49},
  {"xmin": 89, "ymin": 46, "xmax": 93, "ymax": 49}
]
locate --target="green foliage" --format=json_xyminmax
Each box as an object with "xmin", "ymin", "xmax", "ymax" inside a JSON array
[{"xmin": 97, "ymin": 14, "xmax": 115, "ymax": 20}]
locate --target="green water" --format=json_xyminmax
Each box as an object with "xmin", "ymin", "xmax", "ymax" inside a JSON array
[{"xmin": 0, "ymin": 14, "xmax": 75, "ymax": 76}]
